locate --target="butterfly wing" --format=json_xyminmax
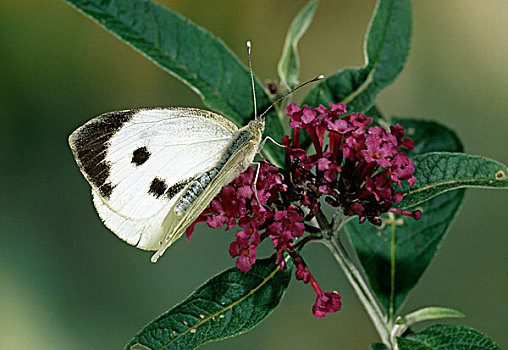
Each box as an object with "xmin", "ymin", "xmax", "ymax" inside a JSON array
[
  {"xmin": 151, "ymin": 121, "xmax": 264, "ymax": 262},
  {"xmin": 69, "ymin": 107, "xmax": 238, "ymax": 250}
]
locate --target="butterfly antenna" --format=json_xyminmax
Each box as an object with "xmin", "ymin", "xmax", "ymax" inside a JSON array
[
  {"xmin": 258, "ymin": 74, "xmax": 324, "ymax": 120},
  {"xmin": 247, "ymin": 41, "xmax": 258, "ymax": 119}
]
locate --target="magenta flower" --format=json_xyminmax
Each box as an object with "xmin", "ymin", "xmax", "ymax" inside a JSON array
[
  {"xmin": 390, "ymin": 124, "xmax": 415, "ymax": 151},
  {"xmin": 187, "ymin": 100, "xmax": 421, "ymax": 318},
  {"xmin": 389, "ymin": 153, "xmax": 417, "ymax": 187},
  {"xmin": 312, "ymin": 290, "xmax": 342, "ymax": 318},
  {"xmin": 229, "ymin": 229, "xmax": 258, "ymax": 273},
  {"xmin": 295, "ymin": 263, "xmax": 311, "ymax": 284},
  {"xmin": 268, "ymin": 210, "xmax": 304, "ymax": 240},
  {"xmin": 362, "ymin": 126, "xmax": 398, "ymax": 167},
  {"xmin": 206, "ymin": 186, "xmax": 246, "ymax": 230}
]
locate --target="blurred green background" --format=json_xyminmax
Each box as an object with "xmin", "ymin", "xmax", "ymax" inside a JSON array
[{"xmin": 1, "ymin": 0, "xmax": 507, "ymax": 349}]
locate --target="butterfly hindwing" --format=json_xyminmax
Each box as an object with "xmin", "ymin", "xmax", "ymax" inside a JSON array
[{"xmin": 69, "ymin": 107, "xmax": 239, "ymax": 250}]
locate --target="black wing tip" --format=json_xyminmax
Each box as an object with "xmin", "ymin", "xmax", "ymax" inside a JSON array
[{"xmin": 68, "ymin": 109, "xmax": 136, "ymax": 195}]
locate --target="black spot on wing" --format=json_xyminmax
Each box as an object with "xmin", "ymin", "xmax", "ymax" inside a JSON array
[
  {"xmin": 131, "ymin": 146, "xmax": 150, "ymax": 166},
  {"xmin": 100, "ymin": 182, "xmax": 114, "ymax": 198},
  {"xmin": 149, "ymin": 177, "xmax": 167, "ymax": 198},
  {"xmin": 165, "ymin": 178, "xmax": 194, "ymax": 199},
  {"xmin": 70, "ymin": 110, "xmax": 133, "ymax": 199}
]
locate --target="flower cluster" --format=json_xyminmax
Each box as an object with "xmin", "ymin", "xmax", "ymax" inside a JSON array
[
  {"xmin": 186, "ymin": 102, "xmax": 420, "ymax": 318},
  {"xmin": 284, "ymin": 102, "xmax": 421, "ymax": 226}
]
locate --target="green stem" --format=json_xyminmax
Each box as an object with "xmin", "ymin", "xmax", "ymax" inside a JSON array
[
  {"xmin": 319, "ymin": 208, "xmax": 391, "ymax": 346},
  {"xmin": 388, "ymin": 212, "xmax": 397, "ymax": 324}
]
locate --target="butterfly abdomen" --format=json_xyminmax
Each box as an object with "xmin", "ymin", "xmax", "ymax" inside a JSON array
[
  {"xmin": 174, "ymin": 128, "xmax": 258, "ymax": 216},
  {"xmin": 174, "ymin": 168, "xmax": 219, "ymax": 215}
]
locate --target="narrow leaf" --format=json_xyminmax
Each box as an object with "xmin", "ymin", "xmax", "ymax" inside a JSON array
[
  {"xmin": 303, "ymin": 0, "xmax": 412, "ymax": 114},
  {"xmin": 399, "ymin": 307, "xmax": 465, "ymax": 327},
  {"xmin": 126, "ymin": 257, "xmax": 291, "ymax": 350},
  {"xmin": 64, "ymin": 0, "xmax": 285, "ymax": 164},
  {"xmin": 346, "ymin": 118, "xmax": 465, "ymax": 317},
  {"xmin": 392, "ymin": 307, "xmax": 465, "ymax": 338},
  {"xmin": 277, "ymin": 0, "xmax": 319, "ymax": 89},
  {"xmin": 370, "ymin": 343, "xmax": 389, "ymax": 350},
  {"xmin": 398, "ymin": 152, "xmax": 508, "ymax": 208},
  {"xmin": 366, "ymin": 105, "xmax": 387, "ymax": 121},
  {"xmin": 397, "ymin": 324, "xmax": 500, "ymax": 350}
]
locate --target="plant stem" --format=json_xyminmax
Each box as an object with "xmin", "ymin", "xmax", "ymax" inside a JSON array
[{"xmin": 318, "ymin": 208, "xmax": 392, "ymax": 346}]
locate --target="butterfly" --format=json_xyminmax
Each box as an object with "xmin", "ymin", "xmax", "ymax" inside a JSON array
[
  {"xmin": 69, "ymin": 41, "xmax": 322, "ymax": 262},
  {"xmin": 69, "ymin": 106, "xmax": 265, "ymax": 262},
  {"xmin": 69, "ymin": 40, "xmax": 272, "ymax": 262}
]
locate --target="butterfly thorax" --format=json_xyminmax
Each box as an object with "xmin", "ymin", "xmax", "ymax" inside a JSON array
[{"xmin": 173, "ymin": 118, "xmax": 264, "ymax": 216}]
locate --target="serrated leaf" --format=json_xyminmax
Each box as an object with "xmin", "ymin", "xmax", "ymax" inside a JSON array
[
  {"xmin": 64, "ymin": 0, "xmax": 285, "ymax": 165},
  {"xmin": 398, "ymin": 152, "xmax": 508, "ymax": 209},
  {"xmin": 126, "ymin": 256, "xmax": 291, "ymax": 350},
  {"xmin": 303, "ymin": 0, "xmax": 412, "ymax": 114},
  {"xmin": 346, "ymin": 119, "xmax": 465, "ymax": 318},
  {"xmin": 397, "ymin": 324, "xmax": 500, "ymax": 350},
  {"xmin": 277, "ymin": 0, "xmax": 318, "ymax": 89}
]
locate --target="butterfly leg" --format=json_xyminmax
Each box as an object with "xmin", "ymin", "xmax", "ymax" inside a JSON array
[
  {"xmin": 259, "ymin": 136, "xmax": 286, "ymax": 152},
  {"xmin": 257, "ymin": 136, "xmax": 287, "ymax": 163},
  {"xmin": 252, "ymin": 137, "xmax": 285, "ymax": 205},
  {"xmin": 151, "ymin": 244, "xmax": 168, "ymax": 263},
  {"xmin": 151, "ymin": 232, "xmax": 180, "ymax": 263},
  {"xmin": 251, "ymin": 161, "xmax": 262, "ymax": 206}
]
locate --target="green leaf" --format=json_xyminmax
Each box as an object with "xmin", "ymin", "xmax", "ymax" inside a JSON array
[
  {"xmin": 392, "ymin": 307, "xmax": 465, "ymax": 339},
  {"xmin": 399, "ymin": 307, "xmax": 465, "ymax": 327},
  {"xmin": 366, "ymin": 105, "xmax": 387, "ymax": 121},
  {"xmin": 392, "ymin": 117, "xmax": 463, "ymax": 154},
  {"xmin": 277, "ymin": 0, "xmax": 318, "ymax": 89},
  {"xmin": 347, "ymin": 190, "xmax": 465, "ymax": 318},
  {"xmin": 397, "ymin": 324, "xmax": 500, "ymax": 350},
  {"xmin": 126, "ymin": 256, "xmax": 291, "ymax": 350},
  {"xmin": 303, "ymin": 0, "xmax": 412, "ymax": 113},
  {"xmin": 64, "ymin": 0, "xmax": 285, "ymax": 165},
  {"xmin": 370, "ymin": 342, "xmax": 389, "ymax": 350},
  {"xmin": 346, "ymin": 118, "xmax": 465, "ymax": 317},
  {"xmin": 398, "ymin": 152, "xmax": 508, "ymax": 209}
]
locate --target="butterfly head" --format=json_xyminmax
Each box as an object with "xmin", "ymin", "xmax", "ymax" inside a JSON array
[{"xmin": 247, "ymin": 117, "xmax": 265, "ymax": 138}]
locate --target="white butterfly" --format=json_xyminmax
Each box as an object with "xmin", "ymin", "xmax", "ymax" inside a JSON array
[
  {"xmin": 69, "ymin": 41, "xmax": 322, "ymax": 262},
  {"xmin": 69, "ymin": 106, "xmax": 264, "ymax": 262}
]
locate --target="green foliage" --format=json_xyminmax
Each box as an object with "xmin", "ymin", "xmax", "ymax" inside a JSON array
[
  {"xmin": 125, "ymin": 257, "xmax": 291, "ymax": 350},
  {"xmin": 277, "ymin": 0, "xmax": 318, "ymax": 89},
  {"xmin": 399, "ymin": 307, "xmax": 465, "ymax": 327},
  {"xmin": 397, "ymin": 325, "xmax": 500, "ymax": 350},
  {"xmin": 64, "ymin": 0, "xmax": 285, "ymax": 165},
  {"xmin": 348, "ymin": 190, "xmax": 465, "ymax": 317},
  {"xmin": 399, "ymin": 152, "xmax": 508, "ymax": 209},
  {"xmin": 63, "ymin": 0, "xmax": 506, "ymax": 348},
  {"xmin": 346, "ymin": 118, "xmax": 465, "ymax": 317},
  {"xmin": 303, "ymin": 0, "xmax": 412, "ymax": 114},
  {"xmin": 370, "ymin": 343, "xmax": 389, "ymax": 350},
  {"xmin": 392, "ymin": 117, "xmax": 463, "ymax": 154}
]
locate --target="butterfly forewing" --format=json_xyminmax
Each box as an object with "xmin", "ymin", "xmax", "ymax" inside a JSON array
[
  {"xmin": 152, "ymin": 129, "xmax": 261, "ymax": 261},
  {"xmin": 69, "ymin": 107, "xmax": 239, "ymax": 250}
]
